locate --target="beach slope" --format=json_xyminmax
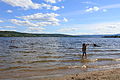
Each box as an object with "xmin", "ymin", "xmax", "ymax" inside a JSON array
[{"xmin": 40, "ymin": 68, "xmax": 120, "ymax": 80}]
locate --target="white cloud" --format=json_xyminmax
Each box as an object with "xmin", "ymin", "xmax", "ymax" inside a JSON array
[
  {"xmin": 19, "ymin": 13, "xmax": 60, "ymax": 23},
  {"xmin": 58, "ymin": 27, "xmax": 80, "ymax": 32},
  {"xmin": 90, "ymin": 22, "xmax": 120, "ymax": 34},
  {"xmin": 24, "ymin": 26, "xmax": 46, "ymax": 33},
  {"xmin": 81, "ymin": 1, "xmax": 96, "ymax": 5},
  {"xmin": 61, "ymin": 6, "xmax": 64, "ymax": 8},
  {"xmin": 1, "ymin": 0, "xmax": 41, "ymax": 9},
  {"xmin": 0, "ymin": 20, "xmax": 4, "ymax": 23},
  {"xmin": 102, "ymin": 9, "xmax": 107, "ymax": 12},
  {"xmin": 93, "ymin": 22, "xmax": 120, "ymax": 34},
  {"xmin": 10, "ymin": 13, "xmax": 61, "ymax": 31},
  {"xmin": 101, "ymin": 4, "xmax": 120, "ymax": 9},
  {"xmin": 44, "ymin": 0, "xmax": 62, "ymax": 3},
  {"xmin": 86, "ymin": 6, "xmax": 100, "ymax": 12},
  {"xmin": 10, "ymin": 19, "xmax": 38, "ymax": 27},
  {"xmin": 0, "ymin": 29, "xmax": 16, "ymax": 31},
  {"xmin": 51, "ymin": 6, "xmax": 60, "ymax": 11},
  {"xmin": 6, "ymin": 10, "xmax": 13, "ymax": 13},
  {"xmin": 63, "ymin": 22, "xmax": 120, "ymax": 35},
  {"xmin": 63, "ymin": 18, "xmax": 68, "ymax": 22},
  {"xmin": 27, "ymin": 27, "xmax": 45, "ymax": 32},
  {"xmin": 1, "ymin": 0, "xmax": 61, "ymax": 10},
  {"xmin": 85, "ymin": 4, "xmax": 120, "ymax": 13},
  {"xmin": 44, "ymin": 0, "xmax": 56, "ymax": 3},
  {"xmin": 1, "ymin": 26, "xmax": 16, "ymax": 28},
  {"xmin": 36, "ymin": 22, "xmax": 60, "ymax": 26}
]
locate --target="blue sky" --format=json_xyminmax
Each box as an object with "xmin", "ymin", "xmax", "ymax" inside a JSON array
[{"xmin": 0, "ymin": 0, "xmax": 120, "ymax": 35}]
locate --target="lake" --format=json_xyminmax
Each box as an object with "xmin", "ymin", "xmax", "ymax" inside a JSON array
[{"xmin": 0, "ymin": 37, "xmax": 120, "ymax": 80}]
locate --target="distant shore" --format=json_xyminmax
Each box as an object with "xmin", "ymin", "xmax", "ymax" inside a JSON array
[
  {"xmin": 39, "ymin": 68, "xmax": 120, "ymax": 80},
  {"xmin": 0, "ymin": 31, "xmax": 120, "ymax": 38}
]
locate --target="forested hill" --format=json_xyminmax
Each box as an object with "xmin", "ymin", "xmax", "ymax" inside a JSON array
[
  {"xmin": 1, "ymin": 31, "xmax": 120, "ymax": 38},
  {"xmin": 0, "ymin": 31, "xmax": 77, "ymax": 37}
]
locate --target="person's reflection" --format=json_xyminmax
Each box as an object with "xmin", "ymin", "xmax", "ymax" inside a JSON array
[{"xmin": 80, "ymin": 58, "xmax": 88, "ymax": 72}]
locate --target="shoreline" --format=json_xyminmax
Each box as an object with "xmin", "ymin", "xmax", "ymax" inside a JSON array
[{"xmin": 39, "ymin": 68, "xmax": 120, "ymax": 80}]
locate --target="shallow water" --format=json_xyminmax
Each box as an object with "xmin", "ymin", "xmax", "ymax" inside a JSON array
[{"xmin": 0, "ymin": 37, "xmax": 120, "ymax": 79}]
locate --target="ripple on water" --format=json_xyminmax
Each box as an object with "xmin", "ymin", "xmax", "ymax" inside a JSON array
[
  {"xmin": 0, "ymin": 66, "xmax": 32, "ymax": 71},
  {"xmin": 16, "ymin": 50, "xmax": 36, "ymax": 53}
]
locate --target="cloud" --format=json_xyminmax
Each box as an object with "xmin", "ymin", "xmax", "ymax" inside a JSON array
[
  {"xmin": 6, "ymin": 10, "xmax": 13, "ymax": 13},
  {"xmin": 18, "ymin": 13, "xmax": 60, "ymax": 24},
  {"xmin": 51, "ymin": 6, "xmax": 60, "ymax": 11},
  {"xmin": 24, "ymin": 26, "xmax": 46, "ymax": 33},
  {"xmin": 86, "ymin": 6, "xmax": 100, "ymax": 12},
  {"xmin": 0, "ymin": 29, "xmax": 16, "ymax": 31},
  {"xmin": 10, "ymin": 19, "xmax": 38, "ymax": 27},
  {"xmin": 101, "ymin": 4, "xmax": 120, "ymax": 9},
  {"xmin": 58, "ymin": 27, "xmax": 80, "ymax": 32},
  {"xmin": 10, "ymin": 13, "xmax": 61, "ymax": 31},
  {"xmin": 36, "ymin": 22, "xmax": 60, "ymax": 26},
  {"xmin": 85, "ymin": 4, "xmax": 120, "ymax": 13},
  {"xmin": 0, "ymin": 20, "xmax": 4, "ymax": 23},
  {"xmin": 0, "ymin": 26, "xmax": 16, "ymax": 28},
  {"xmin": 1, "ymin": 0, "xmax": 61, "ymax": 10},
  {"xmin": 27, "ymin": 27, "xmax": 45, "ymax": 32},
  {"xmin": 10, "ymin": 19, "xmax": 60, "ymax": 32},
  {"xmin": 44, "ymin": 0, "xmax": 62, "ymax": 3},
  {"xmin": 63, "ymin": 18, "xmax": 68, "ymax": 22},
  {"xmin": 102, "ymin": 9, "xmax": 107, "ymax": 12},
  {"xmin": 61, "ymin": 6, "xmax": 64, "ymax": 8},
  {"xmin": 94, "ymin": 22, "xmax": 120, "ymax": 34},
  {"xmin": 81, "ymin": 1, "xmax": 97, "ymax": 5},
  {"xmin": 89, "ymin": 22, "xmax": 120, "ymax": 34},
  {"xmin": 56, "ymin": 22, "xmax": 120, "ymax": 35}
]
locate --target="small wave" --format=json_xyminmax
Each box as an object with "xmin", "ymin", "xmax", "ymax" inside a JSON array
[
  {"xmin": 12, "ymin": 61, "xmax": 24, "ymax": 63},
  {"xmin": 42, "ymin": 65, "xmax": 99, "ymax": 71},
  {"xmin": 96, "ymin": 58, "xmax": 120, "ymax": 61},
  {"xmin": 42, "ymin": 66, "xmax": 82, "ymax": 71},
  {"xmin": 28, "ymin": 60, "xmax": 57, "ymax": 63},
  {"xmin": 0, "ymin": 66, "xmax": 32, "ymax": 71},
  {"xmin": 9, "ymin": 46, "xmax": 19, "ymax": 49},
  {"xmin": 110, "ymin": 53, "xmax": 120, "ymax": 55},
  {"xmin": 16, "ymin": 50, "xmax": 36, "ymax": 53},
  {"xmin": 17, "ymin": 58, "xmax": 120, "ymax": 64},
  {"xmin": 37, "ymin": 56, "xmax": 64, "ymax": 58},
  {"xmin": 114, "ymin": 58, "xmax": 120, "ymax": 61},
  {"xmin": 27, "ymin": 59, "xmax": 98, "ymax": 64},
  {"xmin": 44, "ymin": 52, "xmax": 54, "ymax": 54},
  {"xmin": 0, "ymin": 60, "xmax": 7, "ymax": 63},
  {"xmin": 98, "ymin": 64, "xmax": 120, "ymax": 70},
  {"xmin": 0, "ymin": 56, "xmax": 7, "ymax": 57},
  {"xmin": 90, "ymin": 49, "xmax": 120, "ymax": 52}
]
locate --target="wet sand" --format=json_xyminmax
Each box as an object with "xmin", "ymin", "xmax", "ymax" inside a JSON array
[{"xmin": 40, "ymin": 68, "xmax": 120, "ymax": 80}]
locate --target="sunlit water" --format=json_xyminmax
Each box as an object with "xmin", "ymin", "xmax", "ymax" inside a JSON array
[{"xmin": 0, "ymin": 37, "xmax": 120, "ymax": 79}]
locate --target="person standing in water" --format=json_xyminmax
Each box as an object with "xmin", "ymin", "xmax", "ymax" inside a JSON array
[
  {"xmin": 82, "ymin": 43, "xmax": 89, "ymax": 58},
  {"xmin": 82, "ymin": 43, "xmax": 100, "ymax": 58}
]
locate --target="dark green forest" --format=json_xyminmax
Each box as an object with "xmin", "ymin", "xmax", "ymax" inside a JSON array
[
  {"xmin": 0, "ymin": 31, "xmax": 120, "ymax": 38},
  {"xmin": 0, "ymin": 31, "xmax": 76, "ymax": 37}
]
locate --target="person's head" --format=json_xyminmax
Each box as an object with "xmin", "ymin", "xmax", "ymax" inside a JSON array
[{"xmin": 83, "ymin": 43, "xmax": 86, "ymax": 46}]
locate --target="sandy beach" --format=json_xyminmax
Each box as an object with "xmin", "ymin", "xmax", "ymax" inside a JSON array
[{"xmin": 39, "ymin": 68, "xmax": 120, "ymax": 80}]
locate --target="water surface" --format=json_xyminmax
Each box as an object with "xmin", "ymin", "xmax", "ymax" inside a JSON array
[{"xmin": 0, "ymin": 37, "xmax": 120, "ymax": 79}]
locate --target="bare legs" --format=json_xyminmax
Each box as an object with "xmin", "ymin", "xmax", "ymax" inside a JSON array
[{"xmin": 82, "ymin": 52, "xmax": 87, "ymax": 58}]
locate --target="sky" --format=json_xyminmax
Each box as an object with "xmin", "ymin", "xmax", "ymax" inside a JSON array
[{"xmin": 0, "ymin": 0, "xmax": 120, "ymax": 35}]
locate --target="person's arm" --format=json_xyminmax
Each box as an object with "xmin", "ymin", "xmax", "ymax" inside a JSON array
[
  {"xmin": 86, "ymin": 44, "xmax": 89, "ymax": 46},
  {"xmin": 93, "ymin": 44, "xmax": 100, "ymax": 47}
]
